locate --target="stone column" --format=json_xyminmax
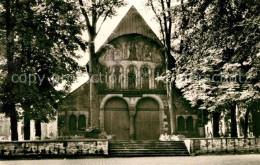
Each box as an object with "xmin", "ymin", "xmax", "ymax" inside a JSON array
[
  {"xmin": 129, "ymin": 105, "xmax": 136, "ymax": 140},
  {"xmin": 99, "ymin": 108, "xmax": 105, "ymax": 131},
  {"xmin": 159, "ymin": 109, "xmax": 164, "ymax": 134},
  {"xmin": 184, "ymin": 117, "xmax": 187, "ymax": 131},
  {"xmin": 75, "ymin": 114, "xmax": 78, "ymax": 131},
  {"xmin": 129, "ymin": 115, "xmax": 135, "ymax": 140},
  {"xmin": 151, "ymin": 67, "xmax": 155, "ymax": 89},
  {"xmin": 136, "ymin": 67, "xmax": 140, "ymax": 89},
  {"xmin": 193, "ymin": 118, "xmax": 196, "ymax": 130}
]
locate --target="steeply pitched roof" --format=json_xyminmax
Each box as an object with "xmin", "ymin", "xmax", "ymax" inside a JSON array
[
  {"xmin": 104, "ymin": 6, "xmax": 161, "ymax": 45},
  {"xmin": 58, "ymin": 81, "xmax": 90, "ymax": 108},
  {"xmin": 62, "ymin": 6, "xmax": 162, "ymax": 99}
]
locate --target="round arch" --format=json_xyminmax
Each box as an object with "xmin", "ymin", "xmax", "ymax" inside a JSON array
[
  {"xmin": 111, "ymin": 65, "xmax": 124, "ymax": 89},
  {"xmin": 100, "ymin": 94, "xmax": 127, "ymax": 109},
  {"xmin": 69, "ymin": 114, "xmax": 77, "ymax": 131},
  {"xmin": 136, "ymin": 97, "xmax": 159, "ymax": 110},
  {"xmin": 139, "ymin": 94, "xmax": 164, "ymax": 110},
  {"xmin": 140, "ymin": 65, "xmax": 151, "ymax": 89},
  {"xmin": 104, "ymin": 97, "xmax": 128, "ymax": 110},
  {"xmin": 186, "ymin": 116, "xmax": 193, "ymax": 131},
  {"xmin": 178, "ymin": 116, "xmax": 185, "ymax": 131},
  {"xmin": 78, "ymin": 115, "xmax": 86, "ymax": 131}
]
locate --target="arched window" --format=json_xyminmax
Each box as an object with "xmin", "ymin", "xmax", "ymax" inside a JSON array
[
  {"xmin": 113, "ymin": 65, "xmax": 122, "ymax": 89},
  {"xmin": 69, "ymin": 115, "xmax": 77, "ymax": 131},
  {"xmin": 99, "ymin": 65, "xmax": 109, "ymax": 88},
  {"xmin": 128, "ymin": 65, "xmax": 136, "ymax": 89},
  {"xmin": 186, "ymin": 116, "xmax": 193, "ymax": 131},
  {"xmin": 141, "ymin": 66, "xmax": 149, "ymax": 89},
  {"xmin": 78, "ymin": 115, "xmax": 86, "ymax": 131},
  {"xmin": 128, "ymin": 42, "xmax": 137, "ymax": 60},
  {"xmin": 178, "ymin": 116, "xmax": 185, "ymax": 131},
  {"xmin": 154, "ymin": 66, "xmax": 164, "ymax": 89}
]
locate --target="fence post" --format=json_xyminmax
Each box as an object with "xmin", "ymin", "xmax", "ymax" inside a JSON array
[
  {"xmin": 206, "ymin": 139, "xmax": 208, "ymax": 153},
  {"xmin": 211, "ymin": 139, "xmax": 214, "ymax": 153},
  {"xmin": 221, "ymin": 138, "xmax": 223, "ymax": 153},
  {"xmin": 233, "ymin": 138, "xmax": 236, "ymax": 153},
  {"xmin": 256, "ymin": 138, "xmax": 258, "ymax": 153},
  {"xmin": 225, "ymin": 138, "xmax": 228, "ymax": 153},
  {"xmin": 191, "ymin": 140, "xmax": 194, "ymax": 154},
  {"xmin": 243, "ymin": 138, "xmax": 246, "ymax": 152},
  {"xmin": 36, "ymin": 143, "xmax": 39, "ymax": 155},
  {"xmin": 255, "ymin": 138, "xmax": 259, "ymax": 152},
  {"xmin": 23, "ymin": 142, "xmax": 26, "ymax": 155}
]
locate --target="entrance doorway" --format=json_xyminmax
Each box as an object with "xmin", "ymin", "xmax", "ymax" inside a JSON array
[
  {"xmin": 104, "ymin": 97, "xmax": 130, "ymax": 140},
  {"xmin": 135, "ymin": 98, "xmax": 159, "ymax": 140}
]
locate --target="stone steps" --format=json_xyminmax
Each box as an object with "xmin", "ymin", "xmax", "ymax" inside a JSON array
[{"xmin": 108, "ymin": 141, "xmax": 190, "ymax": 156}]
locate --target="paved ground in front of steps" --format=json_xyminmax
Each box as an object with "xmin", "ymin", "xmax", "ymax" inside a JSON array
[{"xmin": 1, "ymin": 154, "xmax": 260, "ymax": 165}]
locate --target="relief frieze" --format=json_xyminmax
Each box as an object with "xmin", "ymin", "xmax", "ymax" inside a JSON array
[{"xmin": 99, "ymin": 35, "xmax": 162, "ymax": 63}]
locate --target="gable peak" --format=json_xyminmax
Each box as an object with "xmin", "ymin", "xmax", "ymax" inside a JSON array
[{"xmin": 105, "ymin": 5, "xmax": 160, "ymax": 44}]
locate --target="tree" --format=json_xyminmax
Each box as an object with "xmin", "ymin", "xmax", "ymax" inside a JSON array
[
  {"xmin": 0, "ymin": 0, "xmax": 86, "ymax": 140},
  {"xmin": 175, "ymin": 0, "xmax": 260, "ymax": 137},
  {"xmin": 146, "ymin": 0, "xmax": 178, "ymax": 134},
  {"xmin": 0, "ymin": 0, "xmax": 19, "ymax": 140},
  {"xmin": 78, "ymin": 0, "xmax": 125, "ymax": 127}
]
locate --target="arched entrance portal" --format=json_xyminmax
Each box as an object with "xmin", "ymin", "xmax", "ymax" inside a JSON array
[
  {"xmin": 104, "ymin": 97, "xmax": 130, "ymax": 140},
  {"xmin": 135, "ymin": 98, "xmax": 159, "ymax": 140}
]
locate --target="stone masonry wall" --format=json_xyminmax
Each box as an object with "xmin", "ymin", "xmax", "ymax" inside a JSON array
[
  {"xmin": 0, "ymin": 139, "xmax": 108, "ymax": 158},
  {"xmin": 189, "ymin": 138, "xmax": 260, "ymax": 155}
]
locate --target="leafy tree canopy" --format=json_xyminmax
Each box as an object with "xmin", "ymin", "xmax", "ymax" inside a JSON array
[
  {"xmin": 0, "ymin": 0, "xmax": 86, "ymax": 122},
  {"xmin": 175, "ymin": 0, "xmax": 260, "ymax": 112}
]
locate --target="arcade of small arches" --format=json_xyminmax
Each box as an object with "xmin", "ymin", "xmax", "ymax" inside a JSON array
[
  {"xmin": 177, "ymin": 115, "xmax": 197, "ymax": 132},
  {"xmin": 102, "ymin": 64, "xmax": 164, "ymax": 90},
  {"xmin": 68, "ymin": 113, "xmax": 88, "ymax": 132}
]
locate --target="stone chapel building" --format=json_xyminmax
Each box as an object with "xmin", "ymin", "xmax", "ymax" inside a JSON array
[{"xmin": 58, "ymin": 6, "xmax": 199, "ymax": 140}]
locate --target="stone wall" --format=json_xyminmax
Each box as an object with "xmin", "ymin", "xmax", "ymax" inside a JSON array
[
  {"xmin": 0, "ymin": 139, "xmax": 108, "ymax": 158},
  {"xmin": 58, "ymin": 82, "xmax": 90, "ymax": 136},
  {"xmin": 58, "ymin": 82, "xmax": 90, "ymax": 112},
  {"xmin": 0, "ymin": 114, "xmax": 11, "ymax": 140},
  {"xmin": 189, "ymin": 138, "xmax": 260, "ymax": 155}
]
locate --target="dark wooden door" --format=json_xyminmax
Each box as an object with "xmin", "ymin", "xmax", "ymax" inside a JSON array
[
  {"xmin": 135, "ymin": 98, "xmax": 159, "ymax": 140},
  {"xmin": 104, "ymin": 98, "xmax": 130, "ymax": 140}
]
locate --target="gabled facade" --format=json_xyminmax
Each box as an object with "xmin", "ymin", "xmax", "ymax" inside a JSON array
[{"xmin": 58, "ymin": 6, "xmax": 199, "ymax": 140}]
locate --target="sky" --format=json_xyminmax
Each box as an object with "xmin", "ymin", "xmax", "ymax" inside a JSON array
[{"xmin": 70, "ymin": 0, "xmax": 160, "ymax": 91}]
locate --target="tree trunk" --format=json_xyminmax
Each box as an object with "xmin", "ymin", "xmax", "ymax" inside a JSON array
[
  {"xmin": 243, "ymin": 109, "xmax": 250, "ymax": 138},
  {"xmin": 24, "ymin": 118, "xmax": 31, "ymax": 140},
  {"xmin": 249, "ymin": 101, "xmax": 260, "ymax": 138},
  {"xmin": 164, "ymin": 48, "xmax": 176, "ymax": 134},
  {"xmin": 88, "ymin": 39, "xmax": 99, "ymax": 128},
  {"xmin": 5, "ymin": 0, "xmax": 18, "ymax": 141},
  {"xmin": 213, "ymin": 112, "xmax": 220, "ymax": 137},
  {"xmin": 230, "ymin": 103, "xmax": 238, "ymax": 137},
  {"xmin": 252, "ymin": 108, "xmax": 260, "ymax": 137},
  {"xmin": 35, "ymin": 120, "xmax": 41, "ymax": 139},
  {"xmin": 168, "ymin": 81, "xmax": 176, "ymax": 134},
  {"xmin": 7, "ymin": 103, "xmax": 18, "ymax": 141},
  {"xmin": 165, "ymin": 16, "xmax": 176, "ymax": 134}
]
